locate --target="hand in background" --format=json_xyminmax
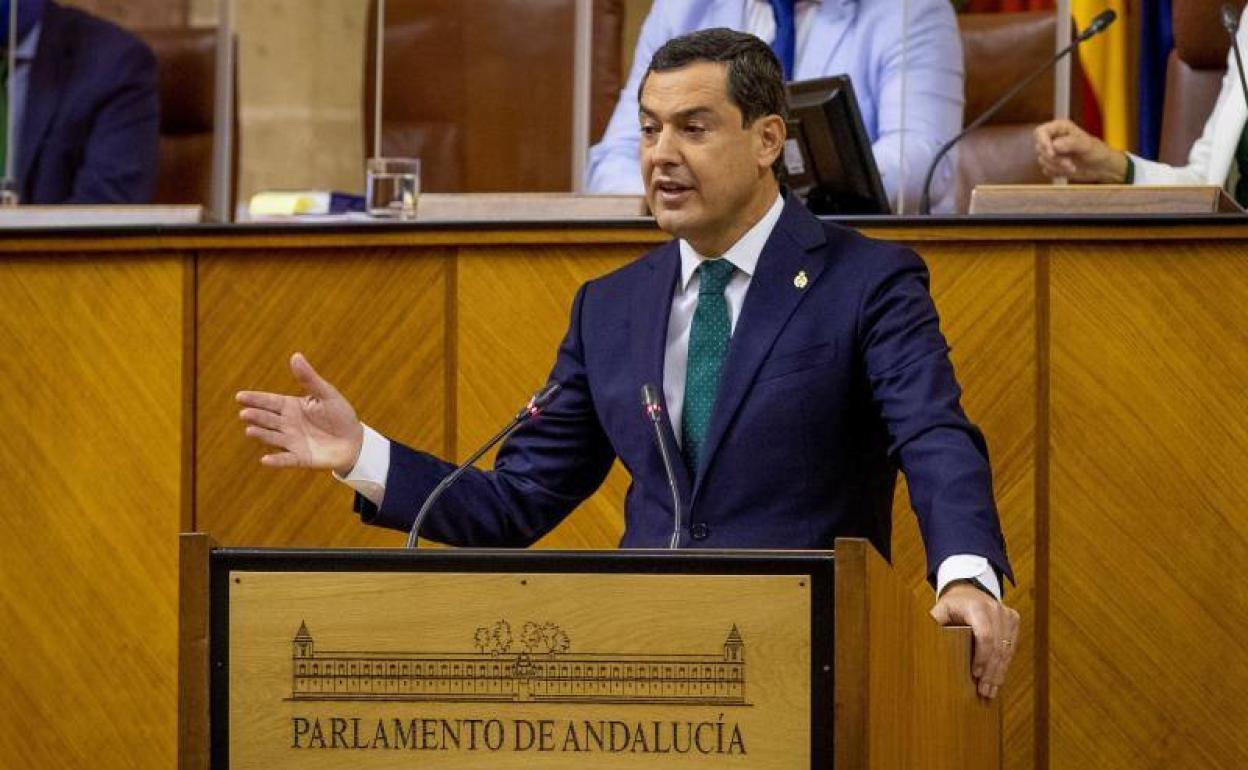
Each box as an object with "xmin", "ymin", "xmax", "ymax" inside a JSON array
[
  {"xmin": 1033, "ymin": 118, "xmax": 1129, "ymax": 183},
  {"xmin": 930, "ymin": 583, "xmax": 1020, "ymax": 700},
  {"xmin": 236, "ymin": 353, "xmax": 364, "ymax": 475}
]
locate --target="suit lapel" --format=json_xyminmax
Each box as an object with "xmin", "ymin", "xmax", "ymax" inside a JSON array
[
  {"xmin": 795, "ymin": 0, "xmax": 855, "ymax": 81},
  {"xmin": 19, "ymin": 3, "xmax": 70, "ymax": 187},
  {"xmin": 691, "ymin": 196, "xmax": 828, "ymax": 501},
  {"xmin": 631, "ymin": 241, "xmax": 694, "ymax": 500}
]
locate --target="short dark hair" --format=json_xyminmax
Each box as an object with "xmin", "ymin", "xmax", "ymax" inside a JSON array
[{"xmin": 640, "ymin": 27, "xmax": 788, "ymax": 178}]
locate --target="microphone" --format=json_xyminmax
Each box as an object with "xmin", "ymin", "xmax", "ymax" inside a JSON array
[
  {"xmin": 918, "ymin": 9, "xmax": 1118, "ymax": 214},
  {"xmin": 1221, "ymin": 4, "xmax": 1248, "ymax": 111},
  {"xmin": 404, "ymin": 382, "xmax": 561, "ymax": 548},
  {"xmin": 640, "ymin": 383, "xmax": 683, "ymax": 549}
]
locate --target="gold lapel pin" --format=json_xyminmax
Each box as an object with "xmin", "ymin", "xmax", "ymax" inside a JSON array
[{"xmin": 794, "ymin": 270, "xmax": 808, "ymax": 289}]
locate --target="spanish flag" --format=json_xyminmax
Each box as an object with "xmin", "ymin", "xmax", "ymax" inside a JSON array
[{"xmin": 1071, "ymin": 0, "xmax": 1132, "ymax": 149}]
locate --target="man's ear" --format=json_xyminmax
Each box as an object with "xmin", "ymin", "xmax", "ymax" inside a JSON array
[{"xmin": 755, "ymin": 114, "xmax": 787, "ymax": 171}]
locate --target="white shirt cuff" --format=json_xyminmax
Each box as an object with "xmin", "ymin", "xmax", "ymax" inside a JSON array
[
  {"xmin": 331, "ymin": 423, "xmax": 390, "ymax": 508},
  {"xmin": 935, "ymin": 554, "xmax": 1001, "ymax": 600}
]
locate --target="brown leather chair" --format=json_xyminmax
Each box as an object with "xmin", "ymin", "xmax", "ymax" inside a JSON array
[
  {"xmin": 1158, "ymin": 0, "xmax": 1244, "ymax": 165},
  {"xmin": 134, "ymin": 27, "xmax": 235, "ymax": 210},
  {"xmin": 955, "ymin": 12, "xmax": 1082, "ymax": 213},
  {"xmin": 363, "ymin": 0, "xmax": 622, "ymax": 192}
]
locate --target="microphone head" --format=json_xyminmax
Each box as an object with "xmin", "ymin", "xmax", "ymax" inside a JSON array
[
  {"xmin": 517, "ymin": 382, "xmax": 562, "ymax": 421},
  {"xmin": 640, "ymin": 383, "xmax": 662, "ymax": 409},
  {"xmin": 529, "ymin": 382, "xmax": 562, "ymax": 410},
  {"xmin": 640, "ymin": 383, "xmax": 665, "ymax": 422},
  {"xmin": 1080, "ymin": 9, "xmax": 1116, "ymax": 39},
  {"xmin": 1223, "ymin": 3, "xmax": 1240, "ymax": 34}
]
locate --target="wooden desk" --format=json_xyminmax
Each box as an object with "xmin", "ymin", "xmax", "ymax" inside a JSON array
[{"xmin": 1, "ymin": 216, "xmax": 1245, "ymax": 769}]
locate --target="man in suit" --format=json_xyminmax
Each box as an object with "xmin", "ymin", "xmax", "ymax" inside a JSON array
[
  {"xmin": 587, "ymin": 0, "xmax": 965, "ymax": 213},
  {"xmin": 3, "ymin": 0, "xmax": 159, "ymax": 204},
  {"xmin": 1032, "ymin": 5, "xmax": 1248, "ymax": 203},
  {"xmin": 239, "ymin": 28, "xmax": 1019, "ymax": 699}
]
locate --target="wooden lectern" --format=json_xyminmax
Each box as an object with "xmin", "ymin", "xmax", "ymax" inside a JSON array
[
  {"xmin": 968, "ymin": 183, "xmax": 1243, "ymax": 214},
  {"xmin": 180, "ymin": 534, "xmax": 998, "ymax": 769}
]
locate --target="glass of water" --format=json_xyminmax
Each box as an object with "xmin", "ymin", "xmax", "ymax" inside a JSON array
[{"xmin": 365, "ymin": 157, "xmax": 421, "ymax": 219}]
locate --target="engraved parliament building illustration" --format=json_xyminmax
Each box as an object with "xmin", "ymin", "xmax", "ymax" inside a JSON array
[{"xmin": 291, "ymin": 621, "xmax": 747, "ymax": 705}]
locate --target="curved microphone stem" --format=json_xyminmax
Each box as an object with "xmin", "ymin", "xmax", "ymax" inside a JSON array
[
  {"xmin": 918, "ymin": 10, "xmax": 1116, "ymax": 214},
  {"xmin": 404, "ymin": 383, "xmax": 561, "ymax": 549},
  {"xmin": 404, "ymin": 418, "xmax": 525, "ymax": 549},
  {"xmin": 641, "ymin": 384, "xmax": 683, "ymax": 549}
]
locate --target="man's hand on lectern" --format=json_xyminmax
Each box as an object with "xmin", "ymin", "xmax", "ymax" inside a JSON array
[
  {"xmin": 930, "ymin": 584, "xmax": 1020, "ymax": 700},
  {"xmin": 236, "ymin": 353, "xmax": 365, "ymax": 475},
  {"xmin": 1033, "ymin": 118, "xmax": 1129, "ymax": 183}
]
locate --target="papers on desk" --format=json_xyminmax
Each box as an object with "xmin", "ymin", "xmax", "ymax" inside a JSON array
[{"xmin": 248, "ymin": 191, "xmax": 363, "ymax": 217}]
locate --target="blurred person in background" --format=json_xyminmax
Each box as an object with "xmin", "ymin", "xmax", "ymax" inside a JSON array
[
  {"xmin": 587, "ymin": 0, "xmax": 965, "ymax": 213},
  {"xmin": 2, "ymin": 0, "xmax": 159, "ymax": 203}
]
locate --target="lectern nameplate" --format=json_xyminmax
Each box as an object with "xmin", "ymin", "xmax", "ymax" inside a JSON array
[{"xmin": 210, "ymin": 550, "xmax": 835, "ymax": 770}]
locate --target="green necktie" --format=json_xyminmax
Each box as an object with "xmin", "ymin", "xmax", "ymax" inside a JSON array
[{"xmin": 681, "ymin": 258, "xmax": 735, "ymax": 475}]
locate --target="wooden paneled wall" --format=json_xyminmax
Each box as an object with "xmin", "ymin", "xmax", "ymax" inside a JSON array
[
  {"xmin": 886, "ymin": 242, "xmax": 1038, "ymax": 770},
  {"xmin": 196, "ymin": 246, "xmax": 450, "ymax": 547},
  {"xmin": 1, "ymin": 222, "xmax": 1246, "ymax": 769},
  {"xmin": 0, "ymin": 250, "xmax": 188, "ymax": 769},
  {"xmin": 1046, "ymin": 241, "xmax": 1248, "ymax": 768}
]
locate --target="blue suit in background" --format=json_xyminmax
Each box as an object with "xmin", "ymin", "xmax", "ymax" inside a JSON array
[
  {"xmin": 18, "ymin": 1, "xmax": 159, "ymax": 204},
  {"xmin": 586, "ymin": 0, "xmax": 965, "ymax": 213},
  {"xmin": 358, "ymin": 195, "xmax": 1012, "ymax": 584}
]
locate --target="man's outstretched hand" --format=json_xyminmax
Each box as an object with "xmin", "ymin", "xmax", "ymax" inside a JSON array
[
  {"xmin": 930, "ymin": 583, "xmax": 1020, "ymax": 700},
  {"xmin": 236, "ymin": 353, "xmax": 364, "ymax": 475}
]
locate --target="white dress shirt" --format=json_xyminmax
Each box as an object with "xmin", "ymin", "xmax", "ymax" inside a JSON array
[
  {"xmin": 341, "ymin": 194, "xmax": 1000, "ymax": 598},
  {"xmin": 661, "ymin": 193, "xmax": 786, "ymax": 442}
]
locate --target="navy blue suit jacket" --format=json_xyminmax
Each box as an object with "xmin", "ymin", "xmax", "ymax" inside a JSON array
[
  {"xmin": 360, "ymin": 196, "xmax": 1012, "ymax": 583},
  {"xmin": 19, "ymin": 2, "xmax": 159, "ymax": 204}
]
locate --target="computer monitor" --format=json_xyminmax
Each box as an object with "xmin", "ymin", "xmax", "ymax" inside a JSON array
[{"xmin": 783, "ymin": 75, "xmax": 890, "ymax": 215}]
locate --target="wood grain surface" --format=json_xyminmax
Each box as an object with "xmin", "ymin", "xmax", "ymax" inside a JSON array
[
  {"xmin": 1049, "ymin": 241, "xmax": 1248, "ymax": 769},
  {"xmin": 196, "ymin": 247, "xmax": 451, "ymax": 547},
  {"xmin": 4, "ymin": 221, "xmax": 1248, "ymax": 770},
  {"xmin": 228, "ymin": 569, "xmax": 810, "ymax": 770},
  {"xmin": 890, "ymin": 242, "xmax": 1037, "ymax": 770},
  {"xmin": 969, "ymin": 185, "xmax": 1236, "ymax": 215},
  {"xmin": 835, "ymin": 538, "xmax": 1000, "ymax": 769},
  {"xmin": 0, "ymin": 252, "xmax": 186, "ymax": 769},
  {"xmin": 179, "ymin": 533, "xmax": 214, "ymax": 770}
]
